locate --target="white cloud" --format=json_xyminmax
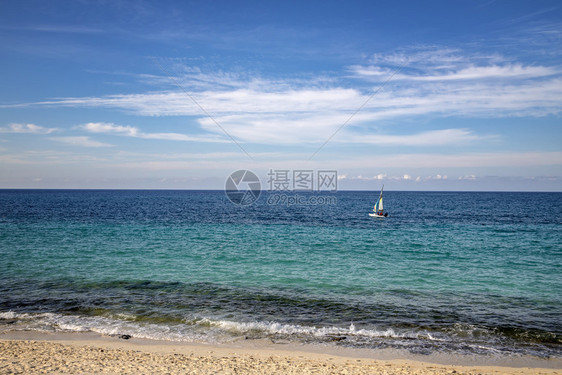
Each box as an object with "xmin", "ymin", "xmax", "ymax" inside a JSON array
[
  {"xmin": 16, "ymin": 70, "xmax": 560, "ymax": 140},
  {"xmin": 139, "ymin": 63, "xmax": 338, "ymax": 93},
  {"xmin": 348, "ymin": 65, "xmax": 392, "ymax": 77},
  {"xmin": 197, "ymin": 114, "xmax": 482, "ymax": 145},
  {"xmin": 351, "ymin": 64, "xmax": 557, "ymax": 81},
  {"xmin": 49, "ymin": 136, "xmax": 113, "ymax": 148},
  {"xmin": 82, "ymin": 122, "xmax": 138, "ymax": 136},
  {"xmin": 140, "ymin": 132, "xmax": 224, "ymax": 142},
  {"xmin": 114, "ymin": 150, "xmax": 280, "ymax": 160},
  {"xmin": 48, "ymin": 87, "xmax": 359, "ymax": 117},
  {"xmin": 369, "ymin": 46, "xmax": 467, "ymax": 67},
  {"xmin": 344, "ymin": 129, "xmax": 481, "ymax": 146},
  {"xmin": 407, "ymin": 65, "xmax": 557, "ymax": 81},
  {"xmin": 80, "ymin": 122, "xmax": 228, "ymax": 143},
  {"xmin": 5, "ymin": 47, "xmax": 562, "ymax": 147},
  {"xmin": 0, "ymin": 123, "xmax": 57, "ymax": 134}
]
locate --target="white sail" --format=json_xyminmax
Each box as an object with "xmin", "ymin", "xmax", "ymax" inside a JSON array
[
  {"xmin": 371, "ymin": 185, "xmax": 385, "ymax": 217},
  {"xmin": 377, "ymin": 185, "xmax": 384, "ymax": 212}
]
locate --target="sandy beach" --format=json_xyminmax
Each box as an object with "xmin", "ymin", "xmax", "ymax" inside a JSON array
[{"xmin": 1, "ymin": 332, "xmax": 560, "ymax": 375}]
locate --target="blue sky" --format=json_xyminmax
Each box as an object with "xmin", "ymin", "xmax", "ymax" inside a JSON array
[{"xmin": 1, "ymin": 0, "xmax": 561, "ymax": 190}]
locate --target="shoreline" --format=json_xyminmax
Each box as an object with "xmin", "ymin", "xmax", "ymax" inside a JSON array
[{"xmin": 1, "ymin": 331, "xmax": 560, "ymax": 374}]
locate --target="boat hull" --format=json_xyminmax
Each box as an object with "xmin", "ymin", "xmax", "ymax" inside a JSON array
[{"xmin": 369, "ymin": 213, "xmax": 385, "ymax": 218}]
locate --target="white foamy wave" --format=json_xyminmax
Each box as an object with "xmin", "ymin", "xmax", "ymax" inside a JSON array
[
  {"xmin": 0, "ymin": 311, "xmax": 58, "ymax": 321},
  {"xmin": 0, "ymin": 311, "xmax": 21, "ymax": 319},
  {"xmin": 0, "ymin": 310, "xmax": 208, "ymax": 343},
  {"xmin": 1, "ymin": 310, "xmax": 446, "ymax": 346},
  {"xmin": 196, "ymin": 318, "xmax": 445, "ymax": 342}
]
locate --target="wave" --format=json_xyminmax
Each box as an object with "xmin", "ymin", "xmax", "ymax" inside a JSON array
[
  {"xmin": 0, "ymin": 311, "xmax": 438, "ymax": 342},
  {"xmin": 0, "ymin": 311, "xmax": 208, "ymax": 342},
  {"xmin": 197, "ymin": 318, "xmax": 443, "ymax": 342},
  {"xmin": 1, "ymin": 310, "xmax": 559, "ymax": 357}
]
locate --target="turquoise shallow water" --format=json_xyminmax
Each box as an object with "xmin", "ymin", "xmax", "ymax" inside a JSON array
[{"xmin": 0, "ymin": 190, "xmax": 560, "ymax": 356}]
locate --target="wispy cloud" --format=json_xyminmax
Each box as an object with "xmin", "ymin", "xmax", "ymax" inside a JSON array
[
  {"xmin": 196, "ymin": 115, "xmax": 483, "ymax": 145},
  {"xmin": 140, "ymin": 62, "xmax": 337, "ymax": 91},
  {"xmin": 81, "ymin": 122, "xmax": 138, "ymax": 136},
  {"xmin": 343, "ymin": 129, "xmax": 482, "ymax": 146},
  {"xmin": 49, "ymin": 136, "xmax": 113, "ymax": 148},
  {"xmin": 5, "ymin": 47, "xmax": 562, "ymax": 147},
  {"xmin": 351, "ymin": 64, "xmax": 557, "ymax": 81},
  {"xmin": 80, "ymin": 122, "xmax": 228, "ymax": 143},
  {"xmin": 368, "ymin": 46, "xmax": 508, "ymax": 69},
  {"xmin": 0, "ymin": 123, "xmax": 57, "ymax": 134},
  {"xmin": 352, "ymin": 46, "xmax": 559, "ymax": 83},
  {"xmin": 13, "ymin": 69, "xmax": 561, "ymax": 118}
]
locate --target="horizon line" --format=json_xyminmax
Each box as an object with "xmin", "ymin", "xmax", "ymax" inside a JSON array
[{"xmin": 0, "ymin": 188, "xmax": 560, "ymax": 193}]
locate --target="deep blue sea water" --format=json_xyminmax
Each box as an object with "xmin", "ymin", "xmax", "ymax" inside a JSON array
[{"xmin": 0, "ymin": 190, "xmax": 560, "ymax": 357}]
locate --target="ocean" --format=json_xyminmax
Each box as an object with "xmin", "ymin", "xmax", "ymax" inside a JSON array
[{"xmin": 0, "ymin": 190, "xmax": 560, "ymax": 358}]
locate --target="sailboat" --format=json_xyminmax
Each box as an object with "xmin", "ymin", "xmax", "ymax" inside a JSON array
[{"xmin": 369, "ymin": 185, "xmax": 388, "ymax": 218}]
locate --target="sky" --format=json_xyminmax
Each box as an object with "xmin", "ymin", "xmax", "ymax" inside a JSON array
[{"xmin": 0, "ymin": 0, "xmax": 561, "ymax": 191}]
